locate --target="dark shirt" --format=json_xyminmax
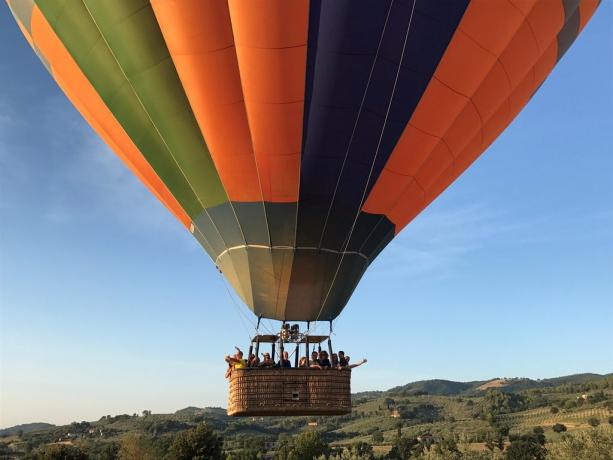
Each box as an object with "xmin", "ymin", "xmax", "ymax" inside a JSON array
[
  {"xmin": 277, "ymin": 359, "xmax": 292, "ymax": 368},
  {"xmin": 319, "ymin": 358, "xmax": 332, "ymax": 368},
  {"xmin": 339, "ymin": 357, "xmax": 348, "ymax": 367}
]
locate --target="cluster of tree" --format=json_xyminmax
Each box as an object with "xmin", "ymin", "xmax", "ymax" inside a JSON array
[
  {"xmin": 28, "ymin": 424, "xmax": 223, "ymax": 460},
  {"xmin": 66, "ymin": 422, "xmax": 91, "ymax": 434},
  {"xmin": 474, "ymin": 390, "xmax": 527, "ymax": 420},
  {"xmin": 549, "ymin": 377, "xmax": 612, "ymax": 395},
  {"xmin": 98, "ymin": 414, "xmax": 135, "ymax": 423},
  {"xmin": 140, "ymin": 419, "xmax": 191, "ymax": 436},
  {"xmin": 274, "ymin": 431, "xmax": 330, "ymax": 460},
  {"xmin": 546, "ymin": 426, "xmax": 613, "ymax": 459},
  {"xmin": 394, "ymin": 404, "xmax": 441, "ymax": 424}
]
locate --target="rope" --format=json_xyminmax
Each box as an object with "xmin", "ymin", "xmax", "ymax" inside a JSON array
[
  {"xmin": 314, "ymin": 0, "xmax": 417, "ymax": 324},
  {"xmin": 216, "ymin": 273, "xmax": 275, "ymax": 337},
  {"xmin": 217, "ymin": 272, "xmax": 255, "ymax": 336},
  {"xmin": 316, "ymin": 1, "xmax": 395, "ymax": 251}
]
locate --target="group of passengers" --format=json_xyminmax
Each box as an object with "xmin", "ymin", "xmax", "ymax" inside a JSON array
[{"xmin": 224, "ymin": 347, "xmax": 366, "ymax": 378}]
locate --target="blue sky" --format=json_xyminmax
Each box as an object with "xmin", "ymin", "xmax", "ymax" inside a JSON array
[{"xmin": 1, "ymin": 5, "xmax": 612, "ymax": 428}]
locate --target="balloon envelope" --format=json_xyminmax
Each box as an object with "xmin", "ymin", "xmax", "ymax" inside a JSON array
[{"xmin": 9, "ymin": 0, "xmax": 599, "ymax": 320}]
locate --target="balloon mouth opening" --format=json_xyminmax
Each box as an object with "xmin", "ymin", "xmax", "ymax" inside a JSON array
[{"xmin": 216, "ymin": 245, "xmax": 371, "ymax": 322}]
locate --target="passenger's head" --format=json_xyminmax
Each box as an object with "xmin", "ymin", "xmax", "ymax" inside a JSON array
[
  {"xmin": 345, "ymin": 355, "xmax": 350, "ymax": 363},
  {"xmin": 283, "ymin": 351, "xmax": 289, "ymax": 360},
  {"xmin": 338, "ymin": 351, "xmax": 345, "ymax": 357},
  {"xmin": 237, "ymin": 350, "xmax": 243, "ymax": 358},
  {"xmin": 321, "ymin": 351, "xmax": 328, "ymax": 359},
  {"xmin": 311, "ymin": 351, "xmax": 318, "ymax": 359},
  {"xmin": 263, "ymin": 352, "xmax": 271, "ymax": 361},
  {"xmin": 331, "ymin": 353, "xmax": 338, "ymax": 364},
  {"xmin": 299, "ymin": 356, "xmax": 307, "ymax": 366}
]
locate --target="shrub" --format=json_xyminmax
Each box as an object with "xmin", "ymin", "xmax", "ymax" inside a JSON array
[
  {"xmin": 506, "ymin": 439, "xmax": 546, "ymax": 460},
  {"xmin": 371, "ymin": 430, "xmax": 384, "ymax": 444},
  {"xmin": 167, "ymin": 424, "xmax": 224, "ymax": 460},
  {"xmin": 118, "ymin": 433, "xmax": 158, "ymax": 460},
  {"xmin": 587, "ymin": 417, "xmax": 600, "ymax": 427},
  {"xmin": 552, "ymin": 423, "xmax": 567, "ymax": 433},
  {"xmin": 285, "ymin": 431, "xmax": 329, "ymax": 460},
  {"xmin": 33, "ymin": 444, "xmax": 89, "ymax": 460}
]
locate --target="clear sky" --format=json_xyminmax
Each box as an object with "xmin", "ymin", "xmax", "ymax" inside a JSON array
[{"xmin": 1, "ymin": 5, "xmax": 612, "ymax": 429}]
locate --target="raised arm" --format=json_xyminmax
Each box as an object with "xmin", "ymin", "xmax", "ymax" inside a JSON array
[{"xmin": 348, "ymin": 358, "xmax": 367, "ymax": 369}]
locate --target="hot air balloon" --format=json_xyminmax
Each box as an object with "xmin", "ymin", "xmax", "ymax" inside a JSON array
[{"xmin": 8, "ymin": 0, "xmax": 600, "ymax": 416}]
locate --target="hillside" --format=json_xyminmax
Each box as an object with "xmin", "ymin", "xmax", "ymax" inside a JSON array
[
  {"xmin": 0, "ymin": 423, "xmax": 55, "ymax": 436},
  {"xmin": 384, "ymin": 373, "xmax": 613, "ymax": 397},
  {"xmin": 2, "ymin": 373, "xmax": 611, "ymax": 458},
  {"xmin": 386, "ymin": 379, "xmax": 480, "ymax": 396}
]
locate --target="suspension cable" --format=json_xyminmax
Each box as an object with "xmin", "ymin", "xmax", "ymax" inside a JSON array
[{"xmin": 313, "ymin": 0, "xmax": 417, "ymax": 324}]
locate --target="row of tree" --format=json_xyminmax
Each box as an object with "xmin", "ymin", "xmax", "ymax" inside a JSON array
[{"xmin": 21, "ymin": 423, "xmax": 613, "ymax": 460}]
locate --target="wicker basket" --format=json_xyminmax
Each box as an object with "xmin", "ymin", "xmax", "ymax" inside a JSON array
[{"xmin": 228, "ymin": 368, "xmax": 352, "ymax": 416}]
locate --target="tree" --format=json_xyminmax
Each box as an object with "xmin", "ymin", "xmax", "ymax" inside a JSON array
[
  {"xmin": 388, "ymin": 436, "xmax": 419, "ymax": 460},
  {"xmin": 549, "ymin": 407, "xmax": 559, "ymax": 414},
  {"xmin": 485, "ymin": 432, "xmax": 505, "ymax": 452},
  {"xmin": 552, "ymin": 424, "xmax": 567, "ymax": 433},
  {"xmin": 564, "ymin": 399, "xmax": 579, "ymax": 410},
  {"xmin": 167, "ymin": 424, "xmax": 224, "ymax": 460},
  {"xmin": 118, "ymin": 433, "xmax": 158, "ymax": 460},
  {"xmin": 483, "ymin": 390, "xmax": 527, "ymax": 417},
  {"xmin": 587, "ymin": 418, "xmax": 600, "ymax": 427},
  {"xmin": 34, "ymin": 444, "xmax": 89, "ymax": 460},
  {"xmin": 505, "ymin": 439, "xmax": 546, "ymax": 460},
  {"xmin": 495, "ymin": 424, "xmax": 510, "ymax": 438},
  {"xmin": 608, "ymin": 416, "xmax": 613, "ymax": 425},
  {"xmin": 532, "ymin": 427, "xmax": 546, "ymax": 446},
  {"xmin": 371, "ymin": 429, "xmax": 384, "ymax": 444},
  {"xmin": 142, "ymin": 410, "xmax": 152, "ymax": 417},
  {"xmin": 505, "ymin": 429, "xmax": 547, "ymax": 460},
  {"xmin": 286, "ymin": 431, "xmax": 328, "ymax": 460},
  {"xmin": 348, "ymin": 441, "xmax": 373, "ymax": 460}
]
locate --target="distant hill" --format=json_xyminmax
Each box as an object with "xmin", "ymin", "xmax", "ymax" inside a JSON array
[
  {"xmin": 174, "ymin": 406, "xmax": 204, "ymax": 416},
  {"xmin": 0, "ymin": 422, "xmax": 55, "ymax": 436},
  {"xmin": 492, "ymin": 373, "xmax": 612, "ymax": 393},
  {"xmin": 387, "ymin": 379, "xmax": 480, "ymax": 396},
  {"xmin": 385, "ymin": 373, "xmax": 612, "ymax": 397}
]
